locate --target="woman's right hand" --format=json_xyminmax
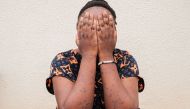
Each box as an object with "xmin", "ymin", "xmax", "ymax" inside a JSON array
[{"xmin": 76, "ymin": 12, "xmax": 98, "ymax": 57}]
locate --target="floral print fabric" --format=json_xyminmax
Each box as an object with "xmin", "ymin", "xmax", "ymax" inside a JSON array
[{"xmin": 46, "ymin": 48, "xmax": 145, "ymax": 109}]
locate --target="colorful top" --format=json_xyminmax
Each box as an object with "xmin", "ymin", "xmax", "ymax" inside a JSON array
[{"xmin": 46, "ymin": 48, "xmax": 145, "ymax": 109}]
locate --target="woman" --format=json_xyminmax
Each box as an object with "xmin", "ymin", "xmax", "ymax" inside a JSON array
[{"xmin": 46, "ymin": 0, "xmax": 145, "ymax": 109}]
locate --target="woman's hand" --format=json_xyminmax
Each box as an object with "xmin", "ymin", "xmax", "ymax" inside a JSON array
[
  {"xmin": 97, "ymin": 12, "xmax": 117, "ymax": 61},
  {"xmin": 76, "ymin": 12, "xmax": 98, "ymax": 57}
]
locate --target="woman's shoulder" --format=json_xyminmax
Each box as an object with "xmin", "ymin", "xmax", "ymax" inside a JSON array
[
  {"xmin": 51, "ymin": 49, "xmax": 80, "ymax": 65},
  {"xmin": 113, "ymin": 48, "xmax": 136, "ymax": 60},
  {"xmin": 54, "ymin": 49, "xmax": 76, "ymax": 57},
  {"xmin": 113, "ymin": 48, "xmax": 139, "ymax": 76},
  {"xmin": 54, "ymin": 48, "xmax": 80, "ymax": 58}
]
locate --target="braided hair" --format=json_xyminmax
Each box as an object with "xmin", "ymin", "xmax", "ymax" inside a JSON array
[{"xmin": 78, "ymin": 0, "xmax": 117, "ymax": 24}]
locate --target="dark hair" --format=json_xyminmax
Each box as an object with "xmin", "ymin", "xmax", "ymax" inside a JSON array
[{"xmin": 78, "ymin": 0, "xmax": 117, "ymax": 23}]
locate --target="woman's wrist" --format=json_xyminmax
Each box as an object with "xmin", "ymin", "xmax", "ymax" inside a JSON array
[
  {"xmin": 82, "ymin": 54, "xmax": 97, "ymax": 60},
  {"xmin": 99, "ymin": 54, "xmax": 114, "ymax": 62}
]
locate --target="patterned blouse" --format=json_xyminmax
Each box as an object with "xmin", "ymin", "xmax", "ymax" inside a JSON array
[{"xmin": 46, "ymin": 48, "xmax": 145, "ymax": 109}]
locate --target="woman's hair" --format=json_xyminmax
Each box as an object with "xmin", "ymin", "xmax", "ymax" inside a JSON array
[{"xmin": 78, "ymin": 0, "xmax": 117, "ymax": 23}]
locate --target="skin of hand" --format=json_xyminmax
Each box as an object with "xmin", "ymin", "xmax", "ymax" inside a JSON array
[
  {"xmin": 97, "ymin": 11, "xmax": 117, "ymax": 61},
  {"xmin": 76, "ymin": 12, "xmax": 98, "ymax": 57},
  {"xmin": 75, "ymin": 10, "xmax": 138, "ymax": 109}
]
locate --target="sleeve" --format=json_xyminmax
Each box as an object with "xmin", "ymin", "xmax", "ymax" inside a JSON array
[
  {"xmin": 46, "ymin": 53, "xmax": 76, "ymax": 95},
  {"xmin": 119, "ymin": 54, "xmax": 145, "ymax": 93}
]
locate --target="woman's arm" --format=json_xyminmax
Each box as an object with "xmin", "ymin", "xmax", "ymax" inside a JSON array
[
  {"xmin": 97, "ymin": 12, "xmax": 139, "ymax": 109},
  {"xmin": 64, "ymin": 56, "xmax": 96, "ymax": 109},
  {"xmin": 53, "ymin": 55, "xmax": 96, "ymax": 109},
  {"xmin": 100, "ymin": 60, "xmax": 139, "ymax": 109},
  {"xmin": 53, "ymin": 12, "xmax": 98, "ymax": 109}
]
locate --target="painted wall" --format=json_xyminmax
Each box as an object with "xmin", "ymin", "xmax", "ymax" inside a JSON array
[{"xmin": 0, "ymin": 0, "xmax": 190, "ymax": 109}]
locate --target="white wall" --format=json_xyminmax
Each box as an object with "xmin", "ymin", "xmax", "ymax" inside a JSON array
[{"xmin": 0, "ymin": 0, "xmax": 190, "ymax": 109}]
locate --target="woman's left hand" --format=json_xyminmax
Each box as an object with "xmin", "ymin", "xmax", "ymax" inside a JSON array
[{"xmin": 97, "ymin": 12, "xmax": 117, "ymax": 61}]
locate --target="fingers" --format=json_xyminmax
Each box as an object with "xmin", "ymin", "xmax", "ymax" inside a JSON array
[
  {"xmin": 97, "ymin": 14, "xmax": 103, "ymax": 39},
  {"xmin": 92, "ymin": 18, "xmax": 97, "ymax": 31},
  {"xmin": 83, "ymin": 12, "xmax": 90, "ymax": 26},
  {"xmin": 77, "ymin": 12, "xmax": 89, "ymax": 30},
  {"xmin": 103, "ymin": 11, "xmax": 109, "ymax": 25},
  {"xmin": 78, "ymin": 16, "xmax": 84, "ymax": 30},
  {"xmin": 89, "ymin": 13, "xmax": 93, "ymax": 25},
  {"xmin": 102, "ymin": 11, "xmax": 110, "ymax": 38},
  {"xmin": 89, "ymin": 14, "xmax": 97, "ymax": 39},
  {"xmin": 98, "ymin": 14, "xmax": 105, "ymax": 27},
  {"xmin": 77, "ymin": 11, "xmax": 116, "ymax": 41},
  {"xmin": 98, "ymin": 12, "xmax": 114, "ymax": 39},
  {"xmin": 88, "ymin": 13, "xmax": 94, "ymax": 31},
  {"xmin": 78, "ymin": 12, "xmax": 115, "ymax": 28},
  {"xmin": 78, "ymin": 12, "xmax": 97, "ymax": 40},
  {"xmin": 108, "ymin": 15, "xmax": 114, "ymax": 28}
]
